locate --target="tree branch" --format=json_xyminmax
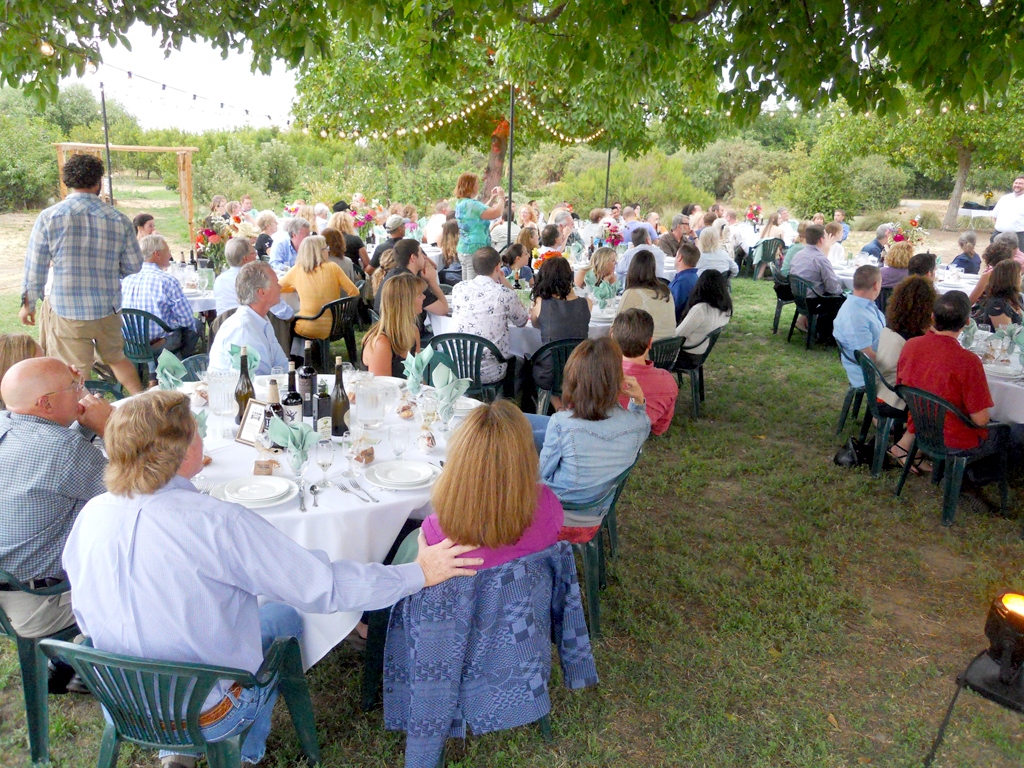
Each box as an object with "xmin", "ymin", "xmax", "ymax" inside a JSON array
[
  {"xmin": 515, "ymin": 2, "xmax": 568, "ymax": 25},
  {"xmin": 668, "ymin": 0, "xmax": 722, "ymax": 25},
  {"xmin": 432, "ymin": 8, "xmax": 454, "ymax": 30}
]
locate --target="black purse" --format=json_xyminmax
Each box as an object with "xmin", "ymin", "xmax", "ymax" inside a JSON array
[{"xmin": 833, "ymin": 436, "xmax": 876, "ymax": 468}]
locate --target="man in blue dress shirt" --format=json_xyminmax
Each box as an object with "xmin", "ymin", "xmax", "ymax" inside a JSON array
[
  {"xmin": 63, "ymin": 390, "xmax": 483, "ymax": 768},
  {"xmin": 832, "ymin": 265, "xmax": 885, "ymax": 387},
  {"xmin": 269, "ymin": 217, "xmax": 310, "ymax": 272}
]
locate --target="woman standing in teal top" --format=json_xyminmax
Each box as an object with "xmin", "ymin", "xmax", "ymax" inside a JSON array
[{"xmin": 454, "ymin": 172, "xmax": 505, "ymax": 281}]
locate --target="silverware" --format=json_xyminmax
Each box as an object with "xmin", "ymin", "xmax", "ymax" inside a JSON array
[
  {"xmin": 350, "ymin": 479, "xmax": 379, "ymax": 503},
  {"xmin": 298, "ymin": 482, "xmax": 306, "ymax": 512},
  {"xmin": 310, "ymin": 484, "xmax": 320, "ymax": 508},
  {"xmin": 195, "ymin": 479, "xmax": 213, "ymax": 495},
  {"xmin": 339, "ymin": 481, "xmax": 371, "ymax": 503}
]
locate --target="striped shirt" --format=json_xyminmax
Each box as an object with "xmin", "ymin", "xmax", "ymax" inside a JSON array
[
  {"xmin": 121, "ymin": 263, "xmax": 197, "ymax": 339},
  {"xmin": 23, "ymin": 192, "xmax": 143, "ymax": 320}
]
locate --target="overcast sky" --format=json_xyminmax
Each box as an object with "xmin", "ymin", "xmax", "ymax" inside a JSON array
[{"xmin": 59, "ymin": 24, "xmax": 298, "ymax": 133}]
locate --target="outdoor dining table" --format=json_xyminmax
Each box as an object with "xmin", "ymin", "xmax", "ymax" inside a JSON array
[
  {"xmin": 192, "ymin": 374, "xmax": 454, "ymax": 670},
  {"xmin": 185, "ymin": 290, "xmax": 216, "ymax": 314},
  {"xmin": 834, "ymin": 266, "xmax": 979, "ymax": 296}
]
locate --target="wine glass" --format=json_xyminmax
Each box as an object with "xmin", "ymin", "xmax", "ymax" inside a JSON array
[
  {"xmin": 340, "ymin": 432, "xmax": 360, "ymax": 478},
  {"xmin": 389, "ymin": 425, "xmax": 410, "ymax": 461},
  {"xmin": 288, "ymin": 448, "xmax": 310, "ymax": 488},
  {"xmin": 416, "ymin": 391, "xmax": 439, "ymax": 430},
  {"xmin": 436, "ymin": 400, "xmax": 456, "ymax": 438},
  {"xmin": 315, "ymin": 439, "xmax": 335, "ymax": 488}
]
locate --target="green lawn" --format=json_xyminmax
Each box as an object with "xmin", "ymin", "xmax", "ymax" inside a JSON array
[{"xmin": 3, "ymin": 280, "xmax": 1024, "ymax": 767}]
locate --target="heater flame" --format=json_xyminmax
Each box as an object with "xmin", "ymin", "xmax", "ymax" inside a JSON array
[{"xmin": 1002, "ymin": 593, "xmax": 1024, "ymax": 617}]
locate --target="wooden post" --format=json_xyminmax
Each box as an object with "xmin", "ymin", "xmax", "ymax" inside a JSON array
[
  {"xmin": 56, "ymin": 146, "xmax": 67, "ymax": 199},
  {"xmin": 180, "ymin": 152, "xmax": 195, "ymax": 246}
]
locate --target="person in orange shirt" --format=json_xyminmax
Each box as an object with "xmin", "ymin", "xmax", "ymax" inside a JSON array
[{"xmin": 278, "ymin": 235, "xmax": 359, "ymax": 340}]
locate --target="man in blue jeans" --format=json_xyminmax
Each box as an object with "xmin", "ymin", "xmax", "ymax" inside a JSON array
[{"xmin": 63, "ymin": 390, "xmax": 483, "ymax": 768}]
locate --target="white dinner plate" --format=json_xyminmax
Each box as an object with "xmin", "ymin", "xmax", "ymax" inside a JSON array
[
  {"xmin": 984, "ymin": 364, "xmax": 1021, "ymax": 380},
  {"xmin": 372, "ymin": 376, "xmax": 406, "ymax": 387},
  {"xmin": 363, "ymin": 461, "xmax": 441, "ymax": 490},
  {"xmin": 211, "ymin": 479, "xmax": 299, "ymax": 508},
  {"xmin": 224, "ymin": 476, "xmax": 292, "ymax": 502},
  {"xmin": 454, "ymin": 396, "xmax": 482, "ymax": 415}
]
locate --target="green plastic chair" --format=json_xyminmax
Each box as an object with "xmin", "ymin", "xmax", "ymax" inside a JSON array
[
  {"xmin": 893, "ymin": 385, "xmax": 1010, "ymax": 527},
  {"xmin": 181, "ymin": 353, "xmax": 209, "ymax": 382},
  {"xmin": 560, "ymin": 457, "xmax": 640, "ymax": 639},
  {"xmin": 768, "ymin": 262, "xmax": 795, "ymax": 334},
  {"xmin": 786, "ymin": 276, "xmax": 823, "ymax": 350},
  {"xmin": 529, "ymin": 338, "xmax": 585, "ymax": 414},
  {"xmin": 84, "ymin": 380, "xmax": 126, "ymax": 402},
  {"xmin": 427, "ymin": 333, "xmax": 513, "ymax": 402},
  {"xmin": 745, "ymin": 237, "xmax": 784, "ymax": 279},
  {"xmin": 672, "ymin": 327, "xmax": 724, "ymax": 419},
  {"xmin": 0, "ymin": 570, "xmax": 77, "ymax": 766},
  {"xmin": 649, "ymin": 337, "xmax": 683, "ymax": 371},
  {"xmin": 835, "ymin": 344, "xmax": 865, "ymax": 436},
  {"xmin": 293, "ymin": 295, "xmax": 361, "ymax": 372},
  {"xmin": 855, "ymin": 351, "xmax": 907, "ymax": 478},
  {"xmin": 368, "ymin": 308, "xmax": 380, "ymax": 324},
  {"xmin": 121, "ymin": 309, "xmax": 172, "ymax": 379},
  {"xmin": 39, "ymin": 636, "xmax": 320, "ymax": 768}
]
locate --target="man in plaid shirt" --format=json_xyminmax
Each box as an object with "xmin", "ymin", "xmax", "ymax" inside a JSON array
[
  {"xmin": 21, "ymin": 155, "xmax": 144, "ymax": 394},
  {"xmin": 122, "ymin": 235, "xmax": 201, "ymax": 358}
]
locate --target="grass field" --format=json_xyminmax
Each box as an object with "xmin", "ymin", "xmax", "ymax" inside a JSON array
[{"xmin": 2, "ymin": 279, "xmax": 1024, "ymax": 767}]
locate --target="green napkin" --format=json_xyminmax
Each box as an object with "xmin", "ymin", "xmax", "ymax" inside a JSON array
[
  {"xmin": 961, "ymin": 318, "xmax": 977, "ymax": 349},
  {"xmin": 193, "ymin": 409, "xmax": 208, "ymax": 440},
  {"xmin": 268, "ymin": 416, "xmax": 319, "ymax": 470},
  {"xmin": 1013, "ymin": 325, "xmax": 1024, "ymax": 354},
  {"xmin": 592, "ymin": 279, "xmax": 617, "ymax": 310},
  {"xmin": 156, "ymin": 349, "xmax": 187, "ymax": 390},
  {"xmin": 403, "ymin": 346, "xmax": 434, "ymax": 394},
  {"xmin": 431, "ymin": 362, "xmax": 471, "ymax": 411},
  {"xmin": 229, "ymin": 344, "xmax": 261, "ymax": 376}
]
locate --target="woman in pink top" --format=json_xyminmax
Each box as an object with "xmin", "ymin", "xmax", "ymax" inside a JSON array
[{"xmin": 422, "ymin": 401, "xmax": 563, "ymax": 569}]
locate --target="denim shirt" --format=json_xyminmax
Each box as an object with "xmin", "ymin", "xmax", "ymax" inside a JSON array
[{"xmin": 538, "ymin": 401, "xmax": 650, "ymax": 526}]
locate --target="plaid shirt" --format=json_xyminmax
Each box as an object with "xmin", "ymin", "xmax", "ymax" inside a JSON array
[
  {"xmin": 0, "ymin": 412, "xmax": 107, "ymax": 581},
  {"xmin": 23, "ymin": 192, "xmax": 143, "ymax": 321},
  {"xmin": 121, "ymin": 263, "xmax": 197, "ymax": 339}
]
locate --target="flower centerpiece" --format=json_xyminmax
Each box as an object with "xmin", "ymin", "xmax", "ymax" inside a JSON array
[
  {"xmin": 532, "ymin": 246, "xmax": 564, "ymax": 272},
  {"xmin": 885, "ymin": 219, "xmax": 927, "ymax": 247},
  {"xmin": 746, "ymin": 203, "xmax": 762, "ymax": 223},
  {"xmin": 196, "ymin": 214, "xmax": 232, "ymax": 271},
  {"xmin": 603, "ymin": 221, "xmax": 623, "ymax": 247}
]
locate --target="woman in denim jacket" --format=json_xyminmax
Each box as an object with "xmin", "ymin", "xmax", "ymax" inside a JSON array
[{"xmin": 534, "ymin": 337, "xmax": 650, "ymax": 543}]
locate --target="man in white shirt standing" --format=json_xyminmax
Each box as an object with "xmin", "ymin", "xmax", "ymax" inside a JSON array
[
  {"xmin": 63, "ymin": 390, "xmax": 482, "ymax": 768},
  {"xmin": 992, "ymin": 176, "xmax": 1024, "ymax": 251},
  {"xmin": 208, "ymin": 261, "xmax": 290, "ymax": 375}
]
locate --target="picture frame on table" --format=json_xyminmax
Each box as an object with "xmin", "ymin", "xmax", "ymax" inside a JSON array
[{"xmin": 235, "ymin": 400, "xmax": 266, "ymax": 446}]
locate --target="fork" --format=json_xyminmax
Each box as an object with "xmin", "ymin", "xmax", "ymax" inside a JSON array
[
  {"xmin": 337, "ymin": 482, "xmax": 371, "ymax": 504},
  {"xmin": 195, "ymin": 479, "xmax": 213, "ymax": 495},
  {"xmin": 349, "ymin": 479, "xmax": 379, "ymax": 503}
]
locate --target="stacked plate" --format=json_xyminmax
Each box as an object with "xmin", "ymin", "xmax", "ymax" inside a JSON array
[
  {"xmin": 212, "ymin": 476, "xmax": 299, "ymax": 508},
  {"xmin": 363, "ymin": 460, "xmax": 441, "ymax": 490},
  {"xmin": 983, "ymin": 363, "xmax": 1022, "ymax": 380},
  {"xmin": 454, "ymin": 396, "xmax": 482, "ymax": 416}
]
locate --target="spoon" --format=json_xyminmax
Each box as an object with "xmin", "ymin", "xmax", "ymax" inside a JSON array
[{"xmin": 309, "ymin": 484, "xmax": 320, "ymax": 508}]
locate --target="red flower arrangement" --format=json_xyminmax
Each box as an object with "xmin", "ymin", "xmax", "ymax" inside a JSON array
[
  {"xmin": 532, "ymin": 249, "xmax": 564, "ymax": 272},
  {"xmin": 746, "ymin": 203, "xmax": 762, "ymax": 221}
]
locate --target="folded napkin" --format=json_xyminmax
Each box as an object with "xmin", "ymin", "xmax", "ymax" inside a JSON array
[
  {"xmin": 229, "ymin": 344, "xmax": 261, "ymax": 376},
  {"xmin": 156, "ymin": 349, "xmax": 187, "ymax": 390},
  {"xmin": 961, "ymin": 318, "xmax": 977, "ymax": 349},
  {"xmin": 268, "ymin": 416, "xmax": 319, "ymax": 470},
  {"xmin": 592, "ymin": 279, "xmax": 617, "ymax": 310},
  {"xmin": 403, "ymin": 346, "xmax": 434, "ymax": 394},
  {"xmin": 431, "ymin": 362, "xmax": 471, "ymax": 412},
  {"xmin": 193, "ymin": 409, "xmax": 208, "ymax": 440}
]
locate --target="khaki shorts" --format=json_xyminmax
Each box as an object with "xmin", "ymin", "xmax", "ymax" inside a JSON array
[
  {"xmin": 0, "ymin": 589, "xmax": 75, "ymax": 638},
  {"xmin": 40, "ymin": 299, "xmax": 125, "ymax": 373}
]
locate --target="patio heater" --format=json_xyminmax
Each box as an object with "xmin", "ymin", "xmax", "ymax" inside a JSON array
[{"xmin": 924, "ymin": 590, "xmax": 1024, "ymax": 767}]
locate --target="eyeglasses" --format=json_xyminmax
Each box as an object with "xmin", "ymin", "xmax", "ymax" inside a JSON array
[{"xmin": 42, "ymin": 379, "xmax": 84, "ymax": 399}]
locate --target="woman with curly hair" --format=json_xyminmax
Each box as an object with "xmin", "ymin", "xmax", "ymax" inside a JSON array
[
  {"xmin": 968, "ymin": 240, "xmax": 1016, "ymax": 305},
  {"xmin": 879, "ymin": 241, "xmax": 913, "ymax": 288}
]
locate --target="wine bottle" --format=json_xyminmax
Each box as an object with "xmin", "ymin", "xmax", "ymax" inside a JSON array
[
  {"xmin": 330, "ymin": 356, "xmax": 350, "ymax": 436},
  {"xmin": 297, "ymin": 341, "xmax": 317, "ymax": 417},
  {"xmin": 282, "ymin": 361, "xmax": 303, "ymax": 424},
  {"xmin": 180, "ymin": 251, "xmax": 187, "ymax": 265},
  {"xmin": 263, "ymin": 381, "xmax": 286, "ymax": 449},
  {"xmin": 314, "ymin": 381, "xmax": 332, "ymax": 438},
  {"xmin": 189, "ymin": 248, "xmax": 198, "ymax": 269},
  {"xmin": 234, "ymin": 345, "xmax": 255, "ymax": 424}
]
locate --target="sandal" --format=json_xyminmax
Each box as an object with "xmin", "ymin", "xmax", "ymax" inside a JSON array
[{"xmin": 888, "ymin": 445, "xmax": 924, "ymax": 475}]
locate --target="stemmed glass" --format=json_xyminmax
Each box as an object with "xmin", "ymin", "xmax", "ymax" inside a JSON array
[
  {"xmin": 340, "ymin": 431, "xmax": 360, "ymax": 478},
  {"xmin": 315, "ymin": 439, "xmax": 335, "ymax": 488},
  {"xmin": 389, "ymin": 426, "xmax": 410, "ymax": 461},
  {"xmin": 289, "ymin": 449, "xmax": 310, "ymax": 488},
  {"xmin": 416, "ymin": 391, "xmax": 439, "ymax": 431},
  {"xmin": 436, "ymin": 401, "xmax": 456, "ymax": 438}
]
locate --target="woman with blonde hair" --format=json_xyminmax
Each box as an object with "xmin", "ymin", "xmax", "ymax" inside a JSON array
[
  {"xmin": 0, "ymin": 333, "xmax": 43, "ymax": 409},
  {"xmin": 453, "ymin": 172, "xmax": 505, "ymax": 281},
  {"xmin": 326, "ymin": 211, "xmax": 370, "ymax": 273},
  {"xmin": 880, "ymin": 241, "xmax": 913, "ymax": 288},
  {"xmin": 370, "ymin": 249, "xmax": 397, "ymax": 295},
  {"xmin": 421, "ymin": 400, "xmax": 563, "ymax": 567},
  {"xmin": 437, "ymin": 219, "xmax": 463, "ymax": 285},
  {"xmin": 575, "ymin": 245, "xmax": 619, "ymax": 292},
  {"xmin": 516, "ymin": 225, "xmax": 539, "ymax": 255},
  {"xmin": 362, "ymin": 272, "xmax": 425, "ymax": 377},
  {"xmin": 296, "ymin": 204, "xmax": 318, "ymax": 233},
  {"xmin": 518, "ymin": 205, "xmax": 538, "ymax": 231},
  {"xmin": 279, "ymin": 235, "xmax": 359, "ymax": 339}
]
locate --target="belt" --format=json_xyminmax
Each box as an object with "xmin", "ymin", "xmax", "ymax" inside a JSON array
[
  {"xmin": 0, "ymin": 577, "xmax": 64, "ymax": 591},
  {"xmin": 199, "ymin": 682, "xmax": 243, "ymax": 728}
]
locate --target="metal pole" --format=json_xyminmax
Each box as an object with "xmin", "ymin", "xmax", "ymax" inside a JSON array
[
  {"xmin": 506, "ymin": 82, "xmax": 515, "ymax": 248},
  {"xmin": 99, "ymin": 83, "xmax": 114, "ymax": 203},
  {"xmin": 604, "ymin": 148, "xmax": 612, "ymax": 208}
]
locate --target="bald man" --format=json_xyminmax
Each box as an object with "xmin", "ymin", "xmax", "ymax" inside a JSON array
[{"xmin": 0, "ymin": 357, "xmax": 109, "ymax": 638}]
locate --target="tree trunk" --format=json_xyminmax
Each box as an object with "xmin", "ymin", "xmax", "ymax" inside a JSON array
[
  {"xmin": 481, "ymin": 124, "xmax": 509, "ymax": 201},
  {"xmin": 942, "ymin": 142, "xmax": 973, "ymax": 231}
]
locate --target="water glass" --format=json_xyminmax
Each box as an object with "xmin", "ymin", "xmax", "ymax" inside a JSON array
[
  {"xmin": 379, "ymin": 383, "xmax": 399, "ymax": 416},
  {"xmin": 315, "ymin": 439, "xmax": 335, "ymax": 487},
  {"xmin": 207, "ymin": 370, "xmax": 238, "ymax": 437},
  {"xmin": 389, "ymin": 425, "xmax": 410, "ymax": 460},
  {"xmin": 355, "ymin": 381, "xmax": 385, "ymax": 430}
]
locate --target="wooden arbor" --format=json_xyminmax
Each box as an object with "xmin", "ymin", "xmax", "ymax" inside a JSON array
[{"xmin": 53, "ymin": 143, "xmax": 200, "ymax": 243}]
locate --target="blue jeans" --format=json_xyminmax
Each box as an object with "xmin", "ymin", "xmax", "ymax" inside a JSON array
[
  {"xmin": 524, "ymin": 413, "xmax": 549, "ymax": 453},
  {"xmin": 160, "ymin": 602, "xmax": 302, "ymax": 764}
]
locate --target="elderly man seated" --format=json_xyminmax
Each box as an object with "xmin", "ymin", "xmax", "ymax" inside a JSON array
[
  {"xmin": 859, "ymin": 224, "xmax": 890, "ymax": 262},
  {"xmin": 121, "ymin": 234, "xmax": 201, "ymax": 358},
  {"xmin": 213, "ymin": 236, "xmax": 294, "ymax": 322},
  {"xmin": 832, "ymin": 265, "xmax": 885, "ymax": 387},
  {"xmin": 209, "ymin": 262, "xmax": 290, "ymax": 375},
  {"xmin": 269, "ymin": 216, "xmax": 310, "ymax": 272},
  {"xmin": 657, "ymin": 214, "xmax": 689, "ymax": 260},
  {"xmin": 615, "ymin": 227, "xmax": 668, "ymax": 283},
  {"xmin": 450, "ymin": 246, "xmax": 528, "ymax": 385},
  {"xmin": 789, "ymin": 223, "xmax": 846, "ymax": 343},
  {"xmin": 62, "ymin": 390, "xmax": 482, "ymax": 768},
  {"xmin": 0, "ymin": 358, "xmax": 109, "ymax": 642}
]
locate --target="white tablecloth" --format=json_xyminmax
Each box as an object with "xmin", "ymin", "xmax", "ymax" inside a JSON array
[
  {"xmin": 429, "ymin": 311, "xmax": 611, "ymax": 358},
  {"xmin": 959, "ymin": 208, "xmax": 996, "ymax": 223},
  {"xmin": 987, "ymin": 376, "xmax": 1024, "ymax": 424},
  {"xmin": 186, "ymin": 291, "xmax": 217, "ymax": 313},
  {"xmin": 198, "ymin": 375, "xmax": 450, "ymax": 669},
  {"xmin": 834, "ymin": 268, "xmax": 978, "ymax": 296}
]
